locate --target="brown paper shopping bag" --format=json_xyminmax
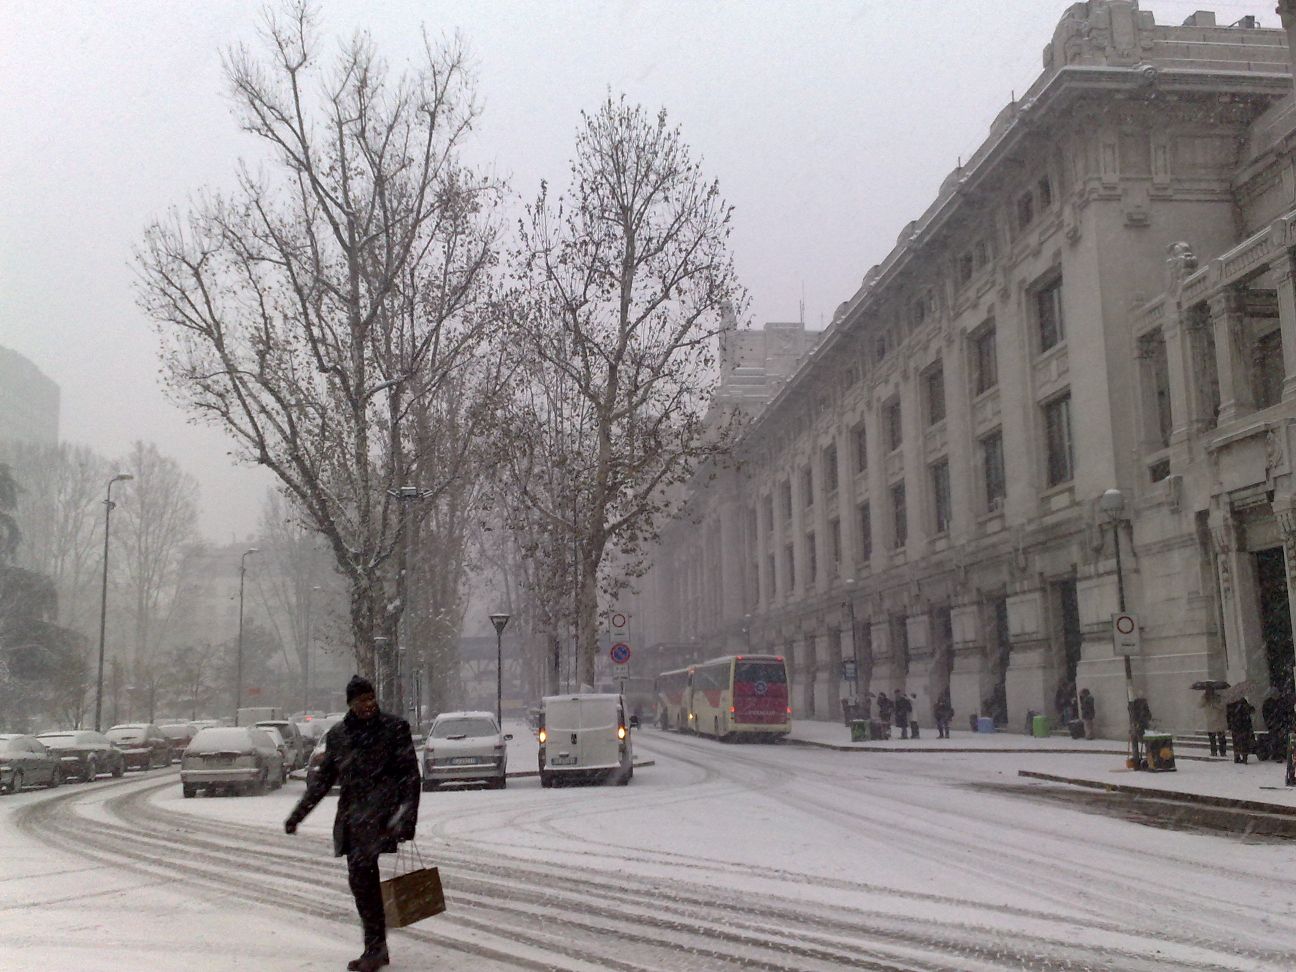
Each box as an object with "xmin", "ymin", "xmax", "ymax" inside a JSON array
[{"xmin": 381, "ymin": 842, "xmax": 445, "ymax": 928}]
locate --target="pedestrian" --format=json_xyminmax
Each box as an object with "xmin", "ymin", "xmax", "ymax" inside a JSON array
[
  {"xmin": 933, "ymin": 691, "xmax": 953, "ymax": 739},
  {"xmin": 1198, "ymin": 686, "xmax": 1227, "ymax": 758},
  {"xmin": 894, "ymin": 691, "xmax": 913, "ymax": 740},
  {"xmin": 1226, "ymin": 695, "xmax": 1256, "ymax": 765},
  {"xmin": 876, "ymin": 691, "xmax": 893, "ymax": 725},
  {"xmin": 1079, "ymin": 688, "xmax": 1096, "ymax": 740},
  {"xmin": 284, "ymin": 676, "xmax": 421, "ymax": 972}
]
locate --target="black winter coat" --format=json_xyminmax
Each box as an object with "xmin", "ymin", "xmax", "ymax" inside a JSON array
[
  {"xmin": 893, "ymin": 695, "xmax": 913, "ymax": 724},
  {"xmin": 289, "ymin": 710, "xmax": 421, "ymax": 857}
]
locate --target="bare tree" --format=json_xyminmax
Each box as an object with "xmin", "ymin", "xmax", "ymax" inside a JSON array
[
  {"xmin": 113, "ymin": 441, "xmax": 200, "ymax": 677},
  {"xmin": 136, "ymin": 0, "xmax": 500, "ymax": 679},
  {"xmin": 1, "ymin": 442, "xmax": 112, "ymax": 638},
  {"xmin": 507, "ymin": 96, "xmax": 746, "ymax": 686}
]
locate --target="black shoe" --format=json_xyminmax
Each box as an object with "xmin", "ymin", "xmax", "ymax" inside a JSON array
[{"xmin": 347, "ymin": 950, "xmax": 389, "ymax": 971}]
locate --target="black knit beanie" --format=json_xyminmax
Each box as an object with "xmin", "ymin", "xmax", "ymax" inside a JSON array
[{"xmin": 346, "ymin": 675, "xmax": 375, "ymax": 703}]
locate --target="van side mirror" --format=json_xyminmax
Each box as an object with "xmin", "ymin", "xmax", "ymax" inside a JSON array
[
  {"xmin": 628, "ymin": 716, "xmax": 640, "ymax": 730},
  {"xmin": 504, "ymin": 733, "xmax": 513, "ymax": 741}
]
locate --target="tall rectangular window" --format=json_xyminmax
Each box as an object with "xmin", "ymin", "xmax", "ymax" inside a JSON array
[
  {"xmin": 891, "ymin": 482, "xmax": 907, "ymax": 549},
  {"xmin": 824, "ymin": 443, "xmax": 839, "ymax": 495},
  {"xmin": 853, "ymin": 423, "xmax": 868, "ymax": 474},
  {"xmin": 1252, "ymin": 326, "xmax": 1284, "ymax": 410},
  {"xmin": 781, "ymin": 480, "xmax": 793, "ymax": 521},
  {"xmin": 1044, "ymin": 393, "xmax": 1074, "ymax": 486},
  {"xmin": 766, "ymin": 553, "xmax": 776, "ymax": 598},
  {"xmin": 930, "ymin": 460, "xmax": 951, "ymax": 535},
  {"xmin": 829, "ymin": 518, "xmax": 841, "ymax": 573},
  {"xmin": 1138, "ymin": 328, "xmax": 1174, "ymax": 447},
  {"xmin": 765, "ymin": 495, "xmax": 774, "ymax": 533},
  {"xmin": 885, "ymin": 400, "xmax": 903, "ymax": 452},
  {"xmin": 924, "ymin": 364, "xmax": 946, "ymax": 426},
  {"xmin": 784, "ymin": 543, "xmax": 795, "ymax": 591},
  {"xmin": 806, "ymin": 531, "xmax": 817, "ymax": 586},
  {"xmin": 1037, "ymin": 278, "xmax": 1064, "ymax": 352},
  {"xmin": 801, "ymin": 466, "xmax": 814, "ymax": 508},
  {"xmin": 972, "ymin": 324, "xmax": 998, "ymax": 395},
  {"xmin": 982, "ymin": 430, "xmax": 1006, "ymax": 510},
  {"xmin": 858, "ymin": 502, "xmax": 872, "ymax": 562}
]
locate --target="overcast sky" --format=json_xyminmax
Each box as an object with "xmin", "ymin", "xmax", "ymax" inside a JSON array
[{"xmin": 0, "ymin": 0, "xmax": 1276, "ymax": 541}]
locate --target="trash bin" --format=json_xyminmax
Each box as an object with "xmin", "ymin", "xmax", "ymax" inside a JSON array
[
  {"xmin": 1144, "ymin": 732, "xmax": 1176, "ymax": 772},
  {"xmin": 850, "ymin": 719, "xmax": 869, "ymax": 743},
  {"xmin": 1067, "ymin": 719, "xmax": 1085, "ymax": 740},
  {"xmin": 1031, "ymin": 714, "xmax": 1052, "ymax": 738},
  {"xmin": 976, "ymin": 716, "xmax": 996, "ymax": 733}
]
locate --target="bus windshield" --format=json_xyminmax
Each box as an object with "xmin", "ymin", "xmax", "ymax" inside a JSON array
[{"xmin": 735, "ymin": 661, "xmax": 787, "ymax": 684}]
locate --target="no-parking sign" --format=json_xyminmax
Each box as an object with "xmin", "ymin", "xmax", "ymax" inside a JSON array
[{"xmin": 610, "ymin": 642, "xmax": 632, "ymax": 665}]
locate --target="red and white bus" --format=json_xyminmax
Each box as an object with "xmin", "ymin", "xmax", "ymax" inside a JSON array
[{"xmin": 656, "ymin": 655, "xmax": 791, "ymax": 741}]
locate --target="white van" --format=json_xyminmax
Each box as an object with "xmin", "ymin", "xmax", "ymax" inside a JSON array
[{"xmin": 538, "ymin": 693, "xmax": 636, "ymax": 787}]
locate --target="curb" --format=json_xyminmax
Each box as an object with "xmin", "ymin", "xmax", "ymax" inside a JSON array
[
  {"xmin": 506, "ymin": 759, "xmax": 655, "ymax": 780},
  {"xmin": 1017, "ymin": 769, "xmax": 1296, "ymax": 816},
  {"xmin": 785, "ymin": 737, "xmax": 1221, "ymax": 761}
]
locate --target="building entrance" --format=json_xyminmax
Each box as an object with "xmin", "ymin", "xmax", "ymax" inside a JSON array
[{"xmin": 1253, "ymin": 547, "xmax": 1295, "ymax": 692}]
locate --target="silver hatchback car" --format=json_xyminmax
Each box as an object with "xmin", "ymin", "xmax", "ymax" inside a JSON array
[{"xmin": 422, "ymin": 712, "xmax": 511, "ymax": 791}]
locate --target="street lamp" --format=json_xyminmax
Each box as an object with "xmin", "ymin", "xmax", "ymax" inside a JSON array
[
  {"xmin": 490, "ymin": 613, "xmax": 511, "ymax": 727},
  {"xmin": 94, "ymin": 473, "xmax": 133, "ymax": 731},
  {"xmin": 234, "ymin": 547, "xmax": 259, "ymax": 720},
  {"xmin": 1100, "ymin": 488, "xmax": 1140, "ymax": 767}
]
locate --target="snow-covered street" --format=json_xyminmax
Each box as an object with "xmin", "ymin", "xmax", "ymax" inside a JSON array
[{"xmin": 3, "ymin": 727, "xmax": 1296, "ymax": 971}]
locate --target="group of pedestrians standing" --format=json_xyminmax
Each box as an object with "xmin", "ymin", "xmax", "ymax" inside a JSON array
[{"xmin": 867, "ymin": 690, "xmax": 948, "ymax": 739}]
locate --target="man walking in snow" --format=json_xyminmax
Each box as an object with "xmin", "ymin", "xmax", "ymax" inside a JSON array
[{"xmin": 285, "ymin": 675, "xmax": 421, "ymax": 972}]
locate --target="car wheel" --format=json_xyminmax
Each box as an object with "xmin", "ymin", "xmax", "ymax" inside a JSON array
[
  {"xmin": 540, "ymin": 771, "xmax": 553, "ymax": 789},
  {"xmin": 182, "ymin": 783, "xmax": 196, "ymax": 799},
  {"xmin": 616, "ymin": 764, "xmax": 633, "ymax": 786},
  {"xmin": 421, "ymin": 780, "xmax": 439, "ymax": 792},
  {"xmin": 491, "ymin": 775, "xmax": 507, "ymax": 790},
  {"xmin": 111, "ymin": 760, "xmax": 124, "ymax": 778},
  {"xmin": 48, "ymin": 766, "xmax": 62, "ymax": 788},
  {"xmin": 251, "ymin": 769, "xmax": 268, "ymax": 796},
  {"xmin": 84, "ymin": 758, "xmax": 98, "ymax": 782},
  {"xmin": 8, "ymin": 770, "xmax": 23, "ymax": 794}
]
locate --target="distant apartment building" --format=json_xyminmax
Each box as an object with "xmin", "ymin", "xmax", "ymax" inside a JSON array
[
  {"xmin": 641, "ymin": 2, "xmax": 1296, "ymax": 738},
  {"xmin": 0, "ymin": 346, "xmax": 59, "ymax": 448}
]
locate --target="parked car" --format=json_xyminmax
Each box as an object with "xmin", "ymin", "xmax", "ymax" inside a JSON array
[
  {"xmin": 256, "ymin": 719, "xmax": 306, "ymax": 771},
  {"xmin": 36, "ymin": 730, "xmax": 126, "ymax": 781},
  {"xmin": 423, "ymin": 711, "xmax": 511, "ymax": 791},
  {"xmin": 105, "ymin": 724, "xmax": 173, "ymax": 771},
  {"xmin": 180, "ymin": 726, "xmax": 282, "ymax": 797},
  {"xmin": 157, "ymin": 723, "xmax": 198, "ymax": 763},
  {"xmin": 259, "ymin": 726, "xmax": 290, "ymax": 787},
  {"xmin": 304, "ymin": 736, "xmax": 338, "ymax": 792},
  {"xmin": 0, "ymin": 734, "xmax": 63, "ymax": 792},
  {"xmin": 538, "ymin": 694, "xmax": 634, "ymax": 787}
]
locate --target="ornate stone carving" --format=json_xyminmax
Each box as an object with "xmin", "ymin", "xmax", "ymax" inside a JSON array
[
  {"xmin": 1165, "ymin": 241, "xmax": 1197, "ymax": 293},
  {"xmin": 1209, "ymin": 512, "xmax": 1235, "ymax": 602}
]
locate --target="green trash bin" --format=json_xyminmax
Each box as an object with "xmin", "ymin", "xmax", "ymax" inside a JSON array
[
  {"xmin": 1031, "ymin": 714, "xmax": 1052, "ymax": 738},
  {"xmin": 850, "ymin": 719, "xmax": 869, "ymax": 742},
  {"xmin": 1144, "ymin": 732, "xmax": 1176, "ymax": 772}
]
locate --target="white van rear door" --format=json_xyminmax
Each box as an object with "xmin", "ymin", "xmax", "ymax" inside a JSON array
[{"xmin": 579, "ymin": 698, "xmax": 620, "ymax": 767}]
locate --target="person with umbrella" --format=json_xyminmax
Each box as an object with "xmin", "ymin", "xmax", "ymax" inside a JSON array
[{"xmin": 1194, "ymin": 682, "xmax": 1228, "ymax": 757}]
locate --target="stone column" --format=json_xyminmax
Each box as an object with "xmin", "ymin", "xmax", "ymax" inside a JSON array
[
  {"xmin": 948, "ymin": 602, "xmax": 984, "ymax": 729},
  {"xmin": 1209, "ymin": 287, "xmax": 1251, "ymax": 424},
  {"xmin": 1272, "ymin": 250, "xmax": 1296, "ymax": 403}
]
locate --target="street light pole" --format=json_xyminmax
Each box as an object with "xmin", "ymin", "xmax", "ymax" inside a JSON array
[
  {"xmin": 490, "ymin": 613, "xmax": 511, "ymax": 727},
  {"xmin": 234, "ymin": 547, "xmax": 259, "ymax": 721},
  {"xmin": 93, "ymin": 473, "xmax": 133, "ymax": 731},
  {"xmin": 1100, "ymin": 488, "xmax": 1139, "ymax": 768}
]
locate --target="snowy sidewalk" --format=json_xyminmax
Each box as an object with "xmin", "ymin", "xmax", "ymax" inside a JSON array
[{"xmin": 788, "ymin": 719, "xmax": 1127, "ymax": 753}]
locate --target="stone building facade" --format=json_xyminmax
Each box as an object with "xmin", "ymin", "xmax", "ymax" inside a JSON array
[{"xmin": 641, "ymin": 2, "xmax": 1296, "ymax": 737}]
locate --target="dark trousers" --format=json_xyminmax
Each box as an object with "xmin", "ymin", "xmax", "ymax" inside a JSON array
[
  {"xmin": 347, "ymin": 847, "xmax": 386, "ymax": 956},
  {"xmin": 1208, "ymin": 731, "xmax": 1227, "ymax": 757},
  {"xmin": 935, "ymin": 719, "xmax": 950, "ymax": 739},
  {"xmin": 1231, "ymin": 730, "xmax": 1250, "ymax": 763}
]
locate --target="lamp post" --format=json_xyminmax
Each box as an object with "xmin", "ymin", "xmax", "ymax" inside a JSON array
[
  {"xmin": 94, "ymin": 473, "xmax": 133, "ymax": 731},
  {"xmin": 490, "ymin": 613, "xmax": 511, "ymax": 727},
  {"xmin": 234, "ymin": 547, "xmax": 259, "ymax": 721},
  {"xmin": 1100, "ymin": 488, "xmax": 1139, "ymax": 767}
]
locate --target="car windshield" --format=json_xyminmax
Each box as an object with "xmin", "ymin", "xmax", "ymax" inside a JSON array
[
  {"xmin": 189, "ymin": 728, "xmax": 251, "ymax": 752},
  {"xmin": 36, "ymin": 733, "xmax": 80, "ymax": 748},
  {"xmin": 106, "ymin": 728, "xmax": 144, "ymax": 742},
  {"xmin": 431, "ymin": 717, "xmax": 497, "ymax": 738},
  {"xmin": 157, "ymin": 725, "xmax": 191, "ymax": 739},
  {"xmin": 0, "ymin": 738, "xmax": 24, "ymax": 753}
]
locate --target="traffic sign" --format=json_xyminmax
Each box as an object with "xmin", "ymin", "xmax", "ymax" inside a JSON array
[
  {"xmin": 841, "ymin": 660, "xmax": 858, "ymax": 682},
  {"xmin": 611, "ymin": 612, "xmax": 628, "ymax": 629},
  {"xmin": 1112, "ymin": 613, "xmax": 1140, "ymax": 656},
  {"xmin": 609, "ymin": 642, "xmax": 632, "ymax": 665}
]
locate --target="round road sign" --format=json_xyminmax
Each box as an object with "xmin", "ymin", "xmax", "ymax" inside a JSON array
[
  {"xmin": 611, "ymin": 612, "xmax": 628, "ymax": 629},
  {"xmin": 610, "ymin": 642, "xmax": 632, "ymax": 665},
  {"xmin": 1115, "ymin": 614, "xmax": 1136, "ymax": 635}
]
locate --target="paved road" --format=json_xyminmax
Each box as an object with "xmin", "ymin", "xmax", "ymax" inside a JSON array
[{"xmin": 5, "ymin": 730, "xmax": 1295, "ymax": 970}]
